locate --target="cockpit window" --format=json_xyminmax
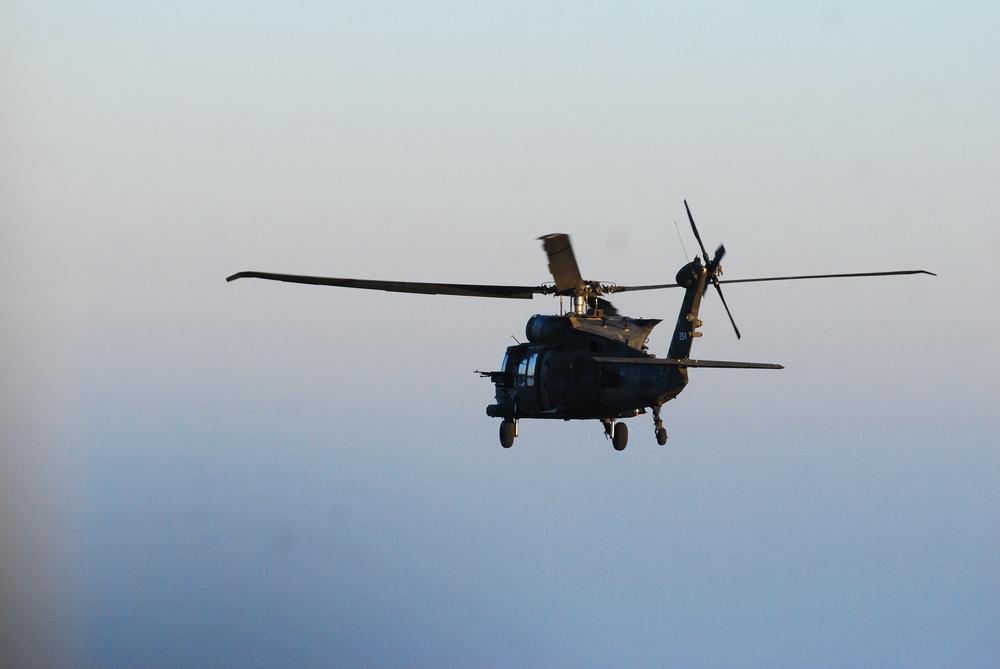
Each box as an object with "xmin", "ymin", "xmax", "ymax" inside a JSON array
[{"xmin": 517, "ymin": 353, "xmax": 539, "ymax": 387}]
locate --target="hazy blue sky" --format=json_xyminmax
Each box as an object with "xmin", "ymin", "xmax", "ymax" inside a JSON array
[{"xmin": 2, "ymin": 1, "xmax": 998, "ymax": 667}]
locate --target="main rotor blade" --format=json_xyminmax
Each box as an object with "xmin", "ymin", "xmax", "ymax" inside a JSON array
[
  {"xmin": 595, "ymin": 297, "xmax": 619, "ymax": 317},
  {"xmin": 611, "ymin": 269, "xmax": 935, "ymax": 293},
  {"xmin": 226, "ymin": 271, "xmax": 546, "ymax": 299},
  {"xmin": 717, "ymin": 269, "xmax": 937, "ymax": 285},
  {"xmin": 611, "ymin": 282, "xmax": 681, "ymax": 292},
  {"xmin": 684, "ymin": 200, "xmax": 710, "ymax": 261},
  {"xmin": 539, "ymin": 233, "xmax": 584, "ymax": 294}
]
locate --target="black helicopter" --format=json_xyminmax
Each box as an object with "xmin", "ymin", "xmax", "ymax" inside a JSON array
[{"xmin": 227, "ymin": 201, "xmax": 933, "ymax": 451}]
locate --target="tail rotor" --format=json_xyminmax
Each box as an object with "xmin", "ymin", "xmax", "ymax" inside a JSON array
[{"xmin": 684, "ymin": 200, "xmax": 741, "ymax": 339}]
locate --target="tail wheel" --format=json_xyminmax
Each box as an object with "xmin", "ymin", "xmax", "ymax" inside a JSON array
[{"xmin": 655, "ymin": 427, "xmax": 668, "ymax": 445}]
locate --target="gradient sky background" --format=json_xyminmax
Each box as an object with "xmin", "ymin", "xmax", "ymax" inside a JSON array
[{"xmin": 2, "ymin": 1, "xmax": 998, "ymax": 667}]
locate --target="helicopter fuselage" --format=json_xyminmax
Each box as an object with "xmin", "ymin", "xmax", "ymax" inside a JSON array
[
  {"xmin": 486, "ymin": 317, "xmax": 687, "ymax": 421},
  {"xmin": 484, "ymin": 257, "xmax": 708, "ymax": 423}
]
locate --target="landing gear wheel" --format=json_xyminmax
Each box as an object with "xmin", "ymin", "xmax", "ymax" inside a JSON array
[
  {"xmin": 612, "ymin": 422, "xmax": 628, "ymax": 451},
  {"xmin": 499, "ymin": 420, "xmax": 516, "ymax": 449},
  {"xmin": 652, "ymin": 404, "xmax": 667, "ymax": 445}
]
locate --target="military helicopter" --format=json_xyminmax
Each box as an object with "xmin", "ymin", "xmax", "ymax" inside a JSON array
[{"xmin": 227, "ymin": 201, "xmax": 934, "ymax": 451}]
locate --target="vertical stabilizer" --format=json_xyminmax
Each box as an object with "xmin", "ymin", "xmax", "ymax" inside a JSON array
[{"xmin": 667, "ymin": 258, "xmax": 709, "ymax": 360}]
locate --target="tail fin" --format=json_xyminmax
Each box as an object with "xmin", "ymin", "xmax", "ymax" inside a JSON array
[{"xmin": 667, "ymin": 258, "xmax": 708, "ymax": 360}]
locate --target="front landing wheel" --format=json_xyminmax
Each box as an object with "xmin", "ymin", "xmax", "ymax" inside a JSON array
[
  {"xmin": 499, "ymin": 420, "xmax": 516, "ymax": 449},
  {"xmin": 612, "ymin": 422, "xmax": 628, "ymax": 451}
]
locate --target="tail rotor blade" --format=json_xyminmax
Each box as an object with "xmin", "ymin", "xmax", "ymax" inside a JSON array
[
  {"xmin": 683, "ymin": 201, "xmax": 739, "ymax": 337},
  {"xmin": 711, "ymin": 244, "xmax": 726, "ymax": 268},
  {"xmin": 712, "ymin": 281, "xmax": 741, "ymax": 340},
  {"xmin": 684, "ymin": 200, "xmax": 710, "ymax": 261}
]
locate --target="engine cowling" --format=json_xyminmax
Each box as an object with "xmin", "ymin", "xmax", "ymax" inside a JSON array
[{"xmin": 525, "ymin": 314, "xmax": 571, "ymax": 344}]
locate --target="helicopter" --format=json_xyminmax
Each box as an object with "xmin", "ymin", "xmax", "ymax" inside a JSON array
[{"xmin": 227, "ymin": 201, "xmax": 934, "ymax": 451}]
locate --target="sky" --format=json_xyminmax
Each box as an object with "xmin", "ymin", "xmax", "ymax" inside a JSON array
[{"xmin": 2, "ymin": 1, "xmax": 998, "ymax": 667}]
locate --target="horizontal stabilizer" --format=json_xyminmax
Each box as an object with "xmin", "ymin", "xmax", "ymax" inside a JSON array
[{"xmin": 592, "ymin": 356, "xmax": 783, "ymax": 370}]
